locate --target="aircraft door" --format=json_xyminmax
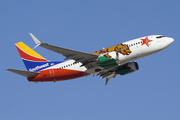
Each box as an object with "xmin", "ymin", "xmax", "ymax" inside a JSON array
[
  {"xmin": 132, "ymin": 44, "xmax": 139, "ymax": 59},
  {"xmin": 49, "ymin": 69, "xmax": 55, "ymax": 77}
]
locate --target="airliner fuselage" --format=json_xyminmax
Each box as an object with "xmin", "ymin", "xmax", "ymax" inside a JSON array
[{"xmin": 6, "ymin": 34, "xmax": 174, "ymax": 85}]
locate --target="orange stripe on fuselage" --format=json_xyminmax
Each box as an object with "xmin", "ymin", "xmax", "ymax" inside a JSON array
[{"xmin": 28, "ymin": 69, "xmax": 89, "ymax": 82}]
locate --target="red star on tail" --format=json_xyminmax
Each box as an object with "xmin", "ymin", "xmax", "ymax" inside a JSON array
[{"xmin": 141, "ymin": 36, "xmax": 153, "ymax": 47}]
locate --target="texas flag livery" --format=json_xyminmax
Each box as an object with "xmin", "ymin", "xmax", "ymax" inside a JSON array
[{"xmin": 6, "ymin": 34, "xmax": 174, "ymax": 85}]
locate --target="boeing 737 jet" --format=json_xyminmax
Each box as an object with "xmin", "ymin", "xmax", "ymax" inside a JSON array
[{"xmin": 6, "ymin": 34, "xmax": 174, "ymax": 85}]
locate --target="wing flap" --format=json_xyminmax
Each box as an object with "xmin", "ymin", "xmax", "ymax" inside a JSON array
[
  {"xmin": 6, "ymin": 68, "xmax": 39, "ymax": 78},
  {"xmin": 97, "ymin": 69, "xmax": 118, "ymax": 85}
]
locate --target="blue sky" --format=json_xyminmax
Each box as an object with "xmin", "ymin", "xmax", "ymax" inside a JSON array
[{"xmin": 1, "ymin": 0, "xmax": 180, "ymax": 120}]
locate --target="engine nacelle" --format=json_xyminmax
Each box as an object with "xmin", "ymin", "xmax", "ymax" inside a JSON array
[{"xmin": 118, "ymin": 62, "xmax": 139, "ymax": 75}]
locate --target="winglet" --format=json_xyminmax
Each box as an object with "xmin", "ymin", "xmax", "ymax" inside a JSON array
[{"xmin": 29, "ymin": 33, "xmax": 42, "ymax": 49}]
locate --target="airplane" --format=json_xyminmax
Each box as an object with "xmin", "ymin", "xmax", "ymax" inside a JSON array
[{"xmin": 6, "ymin": 33, "xmax": 174, "ymax": 85}]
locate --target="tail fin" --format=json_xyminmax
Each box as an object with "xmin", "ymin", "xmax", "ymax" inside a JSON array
[{"xmin": 15, "ymin": 42, "xmax": 49, "ymax": 72}]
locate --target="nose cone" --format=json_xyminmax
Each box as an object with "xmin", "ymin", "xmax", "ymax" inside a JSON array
[
  {"xmin": 165, "ymin": 37, "xmax": 174, "ymax": 45},
  {"xmin": 165, "ymin": 37, "xmax": 174, "ymax": 46},
  {"xmin": 168, "ymin": 37, "xmax": 174, "ymax": 44}
]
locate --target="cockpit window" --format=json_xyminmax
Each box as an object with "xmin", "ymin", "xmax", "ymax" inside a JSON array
[{"xmin": 156, "ymin": 36, "xmax": 165, "ymax": 38}]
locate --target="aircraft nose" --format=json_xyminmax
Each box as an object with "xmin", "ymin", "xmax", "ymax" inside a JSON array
[
  {"xmin": 170, "ymin": 37, "xmax": 174, "ymax": 44},
  {"xmin": 165, "ymin": 37, "xmax": 174, "ymax": 45},
  {"xmin": 167, "ymin": 37, "xmax": 174, "ymax": 44}
]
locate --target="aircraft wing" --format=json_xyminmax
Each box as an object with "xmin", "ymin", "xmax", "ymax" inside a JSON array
[
  {"xmin": 29, "ymin": 33, "xmax": 98, "ymax": 64},
  {"xmin": 96, "ymin": 67, "xmax": 118, "ymax": 85}
]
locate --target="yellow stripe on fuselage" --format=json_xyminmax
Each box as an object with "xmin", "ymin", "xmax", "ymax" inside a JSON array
[{"xmin": 16, "ymin": 42, "xmax": 46, "ymax": 59}]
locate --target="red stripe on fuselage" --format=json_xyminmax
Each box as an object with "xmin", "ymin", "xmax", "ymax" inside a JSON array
[
  {"xmin": 28, "ymin": 69, "xmax": 89, "ymax": 82},
  {"xmin": 16, "ymin": 46, "xmax": 48, "ymax": 62}
]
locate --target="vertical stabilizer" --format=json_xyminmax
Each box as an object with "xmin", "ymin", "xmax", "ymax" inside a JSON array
[{"xmin": 15, "ymin": 42, "xmax": 49, "ymax": 72}]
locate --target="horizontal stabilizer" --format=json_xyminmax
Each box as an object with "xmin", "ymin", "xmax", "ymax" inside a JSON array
[{"xmin": 6, "ymin": 68, "xmax": 39, "ymax": 78}]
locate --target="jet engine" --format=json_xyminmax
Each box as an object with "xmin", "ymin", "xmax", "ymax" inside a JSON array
[{"xmin": 117, "ymin": 62, "xmax": 139, "ymax": 75}]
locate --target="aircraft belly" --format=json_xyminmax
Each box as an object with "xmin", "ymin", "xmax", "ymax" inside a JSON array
[{"xmin": 28, "ymin": 69, "xmax": 89, "ymax": 82}]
